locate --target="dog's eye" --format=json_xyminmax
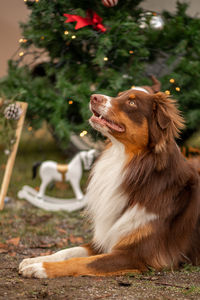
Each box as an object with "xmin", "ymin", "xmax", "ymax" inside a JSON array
[{"xmin": 128, "ymin": 100, "xmax": 135, "ymax": 106}]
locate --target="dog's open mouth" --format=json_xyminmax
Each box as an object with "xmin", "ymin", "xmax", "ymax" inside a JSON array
[{"xmin": 90, "ymin": 109, "xmax": 125, "ymax": 133}]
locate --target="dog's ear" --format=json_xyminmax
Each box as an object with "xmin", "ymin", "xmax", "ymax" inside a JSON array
[
  {"xmin": 150, "ymin": 92, "xmax": 185, "ymax": 153},
  {"xmin": 155, "ymin": 103, "xmax": 170, "ymax": 130}
]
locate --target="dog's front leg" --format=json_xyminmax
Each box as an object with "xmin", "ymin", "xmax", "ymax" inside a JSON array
[
  {"xmin": 20, "ymin": 251, "xmax": 140, "ymax": 278},
  {"xmin": 19, "ymin": 243, "xmax": 97, "ymax": 277}
]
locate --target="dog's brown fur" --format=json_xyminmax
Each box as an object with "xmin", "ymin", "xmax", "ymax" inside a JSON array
[{"xmin": 141, "ymin": 75, "xmax": 161, "ymax": 94}]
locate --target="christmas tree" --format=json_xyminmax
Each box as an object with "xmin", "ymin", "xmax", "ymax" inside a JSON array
[{"xmin": 0, "ymin": 0, "xmax": 200, "ymax": 149}]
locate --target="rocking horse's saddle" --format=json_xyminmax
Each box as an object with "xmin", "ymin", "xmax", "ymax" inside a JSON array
[{"xmin": 57, "ymin": 164, "xmax": 68, "ymax": 181}]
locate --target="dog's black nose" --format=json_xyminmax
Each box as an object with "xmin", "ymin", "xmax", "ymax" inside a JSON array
[{"xmin": 90, "ymin": 94, "xmax": 104, "ymax": 104}]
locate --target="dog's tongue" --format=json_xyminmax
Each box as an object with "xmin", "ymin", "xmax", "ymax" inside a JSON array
[
  {"xmin": 91, "ymin": 115, "xmax": 124, "ymax": 132},
  {"xmin": 106, "ymin": 120, "xmax": 124, "ymax": 132}
]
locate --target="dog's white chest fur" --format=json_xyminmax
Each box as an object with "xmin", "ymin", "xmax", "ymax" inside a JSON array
[{"xmin": 86, "ymin": 142, "xmax": 157, "ymax": 253}]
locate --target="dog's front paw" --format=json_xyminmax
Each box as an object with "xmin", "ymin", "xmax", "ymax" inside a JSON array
[
  {"xmin": 19, "ymin": 256, "xmax": 49, "ymax": 274},
  {"xmin": 20, "ymin": 262, "xmax": 48, "ymax": 278},
  {"xmin": 19, "ymin": 257, "xmax": 38, "ymax": 273}
]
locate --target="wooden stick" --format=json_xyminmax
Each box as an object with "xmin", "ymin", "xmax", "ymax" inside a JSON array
[{"xmin": 0, "ymin": 102, "xmax": 28, "ymax": 210}]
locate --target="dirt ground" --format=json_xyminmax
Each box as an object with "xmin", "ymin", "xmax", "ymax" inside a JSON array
[{"xmin": 0, "ymin": 199, "xmax": 200, "ymax": 300}]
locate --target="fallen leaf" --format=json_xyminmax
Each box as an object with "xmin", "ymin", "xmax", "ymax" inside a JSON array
[
  {"xmin": 69, "ymin": 235, "xmax": 83, "ymax": 244},
  {"xmin": 0, "ymin": 249, "xmax": 8, "ymax": 254},
  {"xmin": 9, "ymin": 252, "xmax": 16, "ymax": 257},
  {"xmin": 95, "ymin": 295, "xmax": 112, "ymax": 299},
  {"xmin": 75, "ymin": 236, "xmax": 84, "ymax": 243},
  {"xmin": 56, "ymin": 238, "xmax": 68, "ymax": 247},
  {"xmin": 40, "ymin": 251, "xmax": 52, "ymax": 256},
  {"xmin": 7, "ymin": 220, "xmax": 14, "ymax": 224},
  {"xmin": 38, "ymin": 243, "xmax": 55, "ymax": 248},
  {"xmin": 6, "ymin": 237, "xmax": 20, "ymax": 246},
  {"xmin": 0, "ymin": 242, "xmax": 8, "ymax": 249},
  {"xmin": 151, "ymin": 276, "xmax": 159, "ymax": 281},
  {"xmin": 57, "ymin": 228, "xmax": 67, "ymax": 234}
]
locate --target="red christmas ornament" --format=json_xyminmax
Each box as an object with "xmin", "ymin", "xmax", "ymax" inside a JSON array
[{"xmin": 102, "ymin": 0, "xmax": 118, "ymax": 7}]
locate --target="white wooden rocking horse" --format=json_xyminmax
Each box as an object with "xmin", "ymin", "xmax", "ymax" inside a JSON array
[
  {"xmin": 18, "ymin": 149, "xmax": 96, "ymax": 211},
  {"xmin": 36, "ymin": 149, "xmax": 96, "ymax": 200}
]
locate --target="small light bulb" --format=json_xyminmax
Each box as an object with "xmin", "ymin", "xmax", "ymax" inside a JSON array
[
  {"xmin": 41, "ymin": 36, "xmax": 45, "ymax": 40},
  {"xmin": 28, "ymin": 126, "xmax": 33, "ymax": 131},
  {"xmin": 19, "ymin": 52, "xmax": 24, "ymax": 57},
  {"xmin": 104, "ymin": 57, "xmax": 108, "ymax": 61},
  {"xmin": 71, "ymin": 35, "xmax": 76, "ymax": 39},
  {"xmin": 64, "ymin": 31, "xmax": 69, "ymax": 35},
  {"xmin": 176, "ymin": 87, "xmax": 180, "ymax": 92},
  {"xmin": 131, "ymin": 85, "xmax": 135, "ymax": 89},
  {"xmin": 165, "ymin": 90, "xmax": 170, "ymax": 95},
  {"xmin": 80, "ymin": 130, "xmax": 88, "ymax": 137},
  {"xmin": 169, "ymin": 78, "xmax": 175, "ymax": 83},
  {"xmin": 23, "ymin": 39, "xmax": 28, "ymax": 43},
  {"xmin": 19, "ymin": 38, "xmax": 24, "ymax": 43},
  {"xmin": 129, "ymin": 50, "xmax": 134, "ymax": 54},
  {"xmin": 68, "ymin": 100, "xmax": 73, "ymax": 105}
]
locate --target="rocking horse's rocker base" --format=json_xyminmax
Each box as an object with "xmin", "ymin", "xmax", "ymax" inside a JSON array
[{"xmin": 18, "ymin": 185, "xmax": 87, "ymax": 212}]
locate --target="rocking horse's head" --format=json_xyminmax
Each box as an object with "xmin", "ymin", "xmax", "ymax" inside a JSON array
[{"xmin": 80, "ymin": 149, "xmax": 96, "ymax": 170}]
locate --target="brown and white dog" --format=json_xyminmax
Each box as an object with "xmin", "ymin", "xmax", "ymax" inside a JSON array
[{"xmin": 19, "ymin": 87, "xmax": 200, "ymax": 278}]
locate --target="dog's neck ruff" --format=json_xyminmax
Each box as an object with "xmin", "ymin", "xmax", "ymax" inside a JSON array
[{"xmin": 86, "ymin": 140, "xmax": 157, "ymax": 253}]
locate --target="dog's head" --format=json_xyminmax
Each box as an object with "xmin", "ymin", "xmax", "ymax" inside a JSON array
[{"xmin": 89, "ymin": 90, "xmax": 184, "ymax": 154}]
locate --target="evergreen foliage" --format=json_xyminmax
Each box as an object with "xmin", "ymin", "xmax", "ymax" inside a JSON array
[{"xmin": 0, "ymin": 0, "xmax": 200, "ymax": 148}]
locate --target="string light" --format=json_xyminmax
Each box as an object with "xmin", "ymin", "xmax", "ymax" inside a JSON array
[
  {"xmin": 169, "ymin": 78, "xmax": 175, "ymax": 83},
  {"xmin": 35, "ymin": 0, "xmax": 39, "ymax": 2},
  {"xmin": 131, "ymin": 85, "xmax": 135, "ymax": 89},
  {"xmin": 64, "ymin": 31, "xmax": 69, "ymax": 35},
  {"xmin": 41, "ymin": 36, "xmax": 45, "ymax": 40},
  {"xmin": 68, "ymin": 100, "xmax": 73, "ymax": 105},
  {"xmin": 165, "ymin": 90, "xmax": 170, "ymax": 95},
  {"xmin": 19, "ymin": 52, "xmax": 24, "ymax": 57},
  {"xmin": 19, "ymin": 38, "xmax": 27, "ymax": 43},
  {"xmin": 175, "ymin": 87, "xmax": 180, "ymax": 92},
  {"xmin": 80, "ymin": 130, "xmax": 88, "ymax": 137},
  {"xmin": 104, "ymin": 57, "xmax": 108, "ymax": 61},
  {"xmin": 71, "ymin": 35, "xmax": 76, "ymax": 39},
  {"xmin": 129, "ymin": 50, "xmax": 134, "ymax": 54},
  {"xmin": 28, "ymin": 126, "xmax": 33, "ymax": 131}
]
